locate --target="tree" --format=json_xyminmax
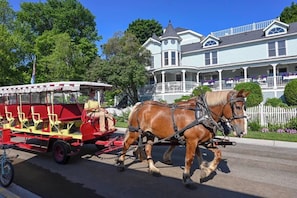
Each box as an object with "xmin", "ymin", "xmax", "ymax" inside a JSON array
[
  {"xmin": 34, "ymin": 31, "xmax": 86, "ymax": 82},
  {"xmin": 88, "ymin": 32, "xmax": 151, "ymax": 105},
  {"xmin": 126, "ymin": 19, "xmax": 163, "ymax": 45},
  {"xmin": 280, "ymin": 2, "xmax": 297, "ymax": 23},
  {"xmin": 14, "ymin": 0, "xmax": 99, "ymax": 83},
  {"xmin": 0, "ymin": 0, "xmax": 15, "ymax": 30},
  {"xmin": 284, "ymin": 79, "xmax": 297, "ymax": 106},
  {"xmin": 234, "ymin": 82, "xmax": 263, "ymax": 107}
]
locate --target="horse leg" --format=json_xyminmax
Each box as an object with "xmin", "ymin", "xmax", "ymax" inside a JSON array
[
  {"xmin": 145, "ymin": 139, "xmax": 160, "ymax": 175},
  {"xmin": 183, "ymin": 139, "xmax": 198, "ymax": 185},
  {"xmin": 117, "ymin": 131, "xmax": 139, "ymax": 171},
  {"xmin": 199, "ymin": 147, "xmax": 222, "ymax": 180},
  {"xmin": 162, "ymin": 145, "xmax": 175, "ymax": 165}
]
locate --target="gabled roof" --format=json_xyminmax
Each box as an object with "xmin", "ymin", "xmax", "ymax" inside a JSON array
[
  {"xmin": 263, "ymin": 19, "xmax": 290, "ymax": 32},
  {"xmin": 182, "ymin": 21, "xmax": 297, "ymax": 53},
  {"xmin": 142, "ymin": 36, "xmax": 161, "ymax": 47},
  {"xmin": 201, "ymin": 34, "xmax": 220, "ymax": 44},
  {"xmin": 161, "ymin": 21, "xmax": 181, "ymax": 40}
]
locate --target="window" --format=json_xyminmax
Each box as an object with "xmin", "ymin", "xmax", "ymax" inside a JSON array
[
  {"xmin": 171, "ymin": 51, "xmax": 176, "ymax": 65},
  {"xmin": 268, "ymin": 40, "xmax": 286, "ymax": 57},
  {"xmin": 150, "ymin": 56, "xmax": 154, "ymax": 68},
  {"xmin": 164, "ymin": 52, "xmax": 168, "ymax": 65},
  {"xmin": 212, "ymin": 51, "xmax": 217, "ymax": 64},
  {"xmin": 205, "ymin": 40, "xmax": 217, "ymax": 47},
  {"xmin": 205, "ymin": 51, "xmax": 218, "ymax": 65},
  {"xmin": 278, "ymin": 40, "xmax": 286, "ymax": 56},
  {"xmin": 205, "ymin": 52, "xmax": 210, "ymax": 65},
  {"xmin": 268, "ymin": 27, "xmax": 285, "ymax": 35}
]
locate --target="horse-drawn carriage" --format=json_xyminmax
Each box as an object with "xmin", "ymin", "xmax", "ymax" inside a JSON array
[
  {"xmin": 0, "ymin": 81, "xmax": 249, "ymax": 185},
  {"xmin": 0, "ymin": 81, "xmax": 123, "ymax": 164}
]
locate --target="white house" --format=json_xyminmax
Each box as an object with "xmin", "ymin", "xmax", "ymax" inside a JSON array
[{"xmin": 140, "ymin": 18, "xmax": 297, "ymax": 103}]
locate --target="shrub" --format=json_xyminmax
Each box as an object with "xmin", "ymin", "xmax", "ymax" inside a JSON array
[
  {"xmin": 284, "ymin": 79, "xmax": 297, "ymax": 106},
  {"xmin": 268, "ymin": 123, "xmax": 284, "ymax": 132},
  {"xmin": 248, "ymin": 120, "xmax": 261, "ymax": 131},
  {"xmin": 265, "ymin": 98, "xmax": 287, "ymax": 107},
  {"xmin": 174, "ymin": 95, "xmax": 191, "ymax": 103},
  {"xmin": 285, "ymin": 117, "xmax": 297, "ymax": 129},
  {"xmin": 192, "ymin": 85, "xmax": 212, "ymax": 96},
  {"xmin": 234, "ymin": 82, "xmax": 263, "ymax": 107}
]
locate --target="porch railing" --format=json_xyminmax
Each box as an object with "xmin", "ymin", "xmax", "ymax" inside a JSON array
[{"xmin": 139, "ymin": 74, "xmax": 297, "ymax": 95}]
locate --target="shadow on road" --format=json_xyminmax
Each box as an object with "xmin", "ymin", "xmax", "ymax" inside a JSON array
[{"xmin": 9, "ymin": 144, "xmax": 260, "ymax": 198}]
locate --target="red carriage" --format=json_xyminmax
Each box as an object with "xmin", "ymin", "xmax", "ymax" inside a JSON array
[{"xmin": 0, "ymin": 81, "xmax": 123, "ymax": 164}]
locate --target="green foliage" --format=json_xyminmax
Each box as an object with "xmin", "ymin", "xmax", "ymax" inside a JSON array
[
  {"xmin": 265, "ymin": 98, "xmax": 288, "ymax": 107},
  {"xmin": 174, "ymin": 95, "xmax": 191, "ymax": 103},
  {"xmin": 267, "ymin": 123, "xmax": 284, "ymax": 132},
  {"xmin": 248, "ymin": 120, "xmax": 261, "ymax": 131},
  {"xmin": 1, "ymin": 0, "xmax": 100, "ymax": 84},
  {"xmin": 285, "ymin": 117, "xmax": 297, "ymax": 129},
  {"xmin": 284, "ymin": 79, "xmax": 297, "ymax": 106},
  {"xmin": 126, "ymin": 19, "xmax": 163, "ymax": 45},
  {"xmin": 192, "ymin": 85, "xmax": 212, "ymax": 96},
  {"xmin": 174, "ymin": 85, "xmax": 211, "ymax": 103},
  {"xmin": 234, "ymin": 82, "xmax": 263, "ymax": 107},
  {"xmin": 280, "ymin": 2, "xmax": 297, "ymax": 23},
  {"xmin": 114, "ymin": 110, "xmax": 130, "ymax": 123},
  {"xmin": 93, "ymin": 32, "xmax": 151, "ymax": 105}
]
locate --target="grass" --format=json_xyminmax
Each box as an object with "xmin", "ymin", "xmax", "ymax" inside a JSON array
[
  {"xmin": 243, "ymin": 131, "xmax": 297, "ymax": 142},
  {"xmin": 116, "ymin": 122, "xmax": 297, "ymax": 143}
]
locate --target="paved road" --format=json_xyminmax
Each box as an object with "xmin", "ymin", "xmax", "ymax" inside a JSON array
[{"xmin": 1, "ymin": 132, "xmax": 297, "ymax": 198}]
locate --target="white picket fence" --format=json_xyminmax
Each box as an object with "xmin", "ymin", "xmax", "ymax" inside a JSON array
[{"xmin": 247, "ymin": 104, "xmax": 297, "ymax": 126}]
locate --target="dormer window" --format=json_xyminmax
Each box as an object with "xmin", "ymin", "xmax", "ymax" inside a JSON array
[
  {"xmin": 264, "ymin": 20, "xmax": 289, "ymax": 37},
  {"xmin": 268, "ymin": 27, "xmax": 285, "ymax": 35},
  {"xmin": 205, "ymin": 40, "xmax": 217, "ymax": 46}
]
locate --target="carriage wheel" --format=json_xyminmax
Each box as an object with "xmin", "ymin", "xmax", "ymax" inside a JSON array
[{"xmin": 52, "ymin": 140, "xmax": 70, "ymax": 164}]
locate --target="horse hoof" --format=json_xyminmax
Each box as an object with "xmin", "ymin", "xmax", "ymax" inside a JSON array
[
  {"xmin": 182, "ymin": 173, "xmax": 194, "ymax": 186},
  {"xmin": 116, "ymin": 160, "xmax": 125, "ymax": 172}
]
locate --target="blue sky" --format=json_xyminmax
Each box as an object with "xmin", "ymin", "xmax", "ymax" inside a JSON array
[{"xmin": 10, "ymin": 0, "xmax": 296, "ymax": 53}]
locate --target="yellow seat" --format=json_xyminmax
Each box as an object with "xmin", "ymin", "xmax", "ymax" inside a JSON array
[
  {"xmin": 4, "ymin": 106, "xmax": 15, "ymax": 127},
  {"xmin": 17, "ymin": 106, "xmax": 29, "ymax": 128},
  {"xmin": 31, "ymin": 106, "xmax": 43, "ymax": 130},
  {"xmin": 47, "ymin": 106, "xmax": 61, "ymax": 132}
]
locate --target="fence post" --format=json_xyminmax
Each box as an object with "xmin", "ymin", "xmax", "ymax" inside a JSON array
[{"xmin": 259, "ymin": 103, "xmax": 265, "ymax": 126}]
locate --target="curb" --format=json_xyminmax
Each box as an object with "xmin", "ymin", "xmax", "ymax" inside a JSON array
[{"xmin": 218, "ymin": 136, "xmax": 297, "ymax": 149}]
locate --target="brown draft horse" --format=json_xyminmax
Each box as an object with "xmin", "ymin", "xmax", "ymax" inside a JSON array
[{"xmin": 117, "ymin": 89, "xmax": 249, "ymax": 185}]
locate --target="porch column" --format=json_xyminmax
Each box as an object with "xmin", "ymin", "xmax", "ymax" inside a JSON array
[
  {"xmin": 182, "ymin": 70, "xmax": 186, "ymax": 92},
  {"xmin": 218, "ymin": 69, "xmax": 222, "ymax": 90},
  {"xmin": 272, "ymin": 64, "xmax": 277, "ymax": 89},
  {"xmin": 243, "ymin": 67, "xmax": 248, "ymax": 82},
  {"xmin": 196, "ymin": 72, "xmax": 200, "ymax": 86},
  {"xmin": 162, "ymin": 71, "xmax": 165, "ymax": 93}
]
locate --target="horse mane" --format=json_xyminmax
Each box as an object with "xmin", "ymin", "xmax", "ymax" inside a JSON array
[{"xmin": 205, "ymin": 90, "xmax": 236, "ymax": 106}]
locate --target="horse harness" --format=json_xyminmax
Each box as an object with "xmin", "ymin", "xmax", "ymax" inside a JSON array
[{"xmin": 128, "ymin": 93, "xmax": 246, "ymax": 146}]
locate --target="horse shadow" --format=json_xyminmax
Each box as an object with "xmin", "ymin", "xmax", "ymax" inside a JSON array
[{"xmin": 127, "ymin": 145, "xmax": 232, "ymax": 183}]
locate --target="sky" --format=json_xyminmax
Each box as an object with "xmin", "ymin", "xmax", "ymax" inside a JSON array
[{"xmin": 10, "ymin": 0, "xmax": 296, "ymax": 53}]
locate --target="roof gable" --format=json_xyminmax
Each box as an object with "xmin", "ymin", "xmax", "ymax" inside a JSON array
[
  {"xmin": 263, "ymin": 20, "xmax": 289, "ymax": 37},
  {"xmin": 201, "ymin": 35, "xmax": 220, "ymax": 48}
]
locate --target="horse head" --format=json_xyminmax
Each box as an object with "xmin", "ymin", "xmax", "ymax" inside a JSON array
[
  {"xmin": 223, "ymin": 89, "xmax": 250, "ymax": 137},
  {"xmin": 205, "ymin": 89, "xmax": 250, "ymax": 137}
]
